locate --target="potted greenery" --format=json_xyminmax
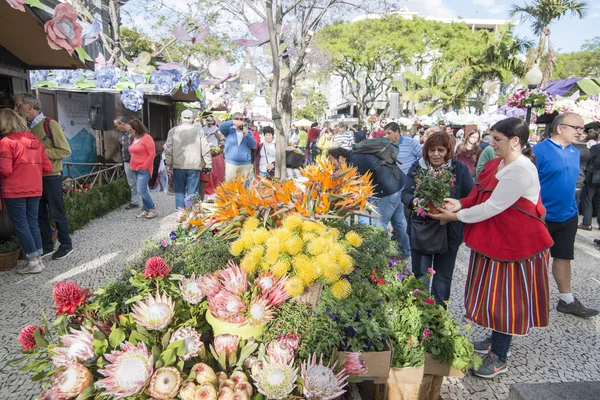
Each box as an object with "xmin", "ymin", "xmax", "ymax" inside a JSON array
[
  {"xmin": 0, "ymin": 236, "xmax": 20, "ymax": 271},
  {"xmin": 412, "ymin": 168, "xmax": 456, "ymax": 215}
]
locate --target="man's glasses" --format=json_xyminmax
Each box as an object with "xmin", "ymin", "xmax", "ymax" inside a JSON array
[
  {"xmin": 560, "ymin": 123, "xmax": 584, "ymax": 134},
  {"xmin": 14, "ymin": 103, "xmax": 24, "ymax": 108}
]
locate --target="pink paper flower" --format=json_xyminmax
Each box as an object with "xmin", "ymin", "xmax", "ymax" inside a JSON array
[
  {"xmin": 423, "ymin": 329, "xmax": 432, "ymax": 339},
  {"xmin": 44, "ymin": 3, "xmax": 83, "ymax": 55},
  {"xmin": 6, "ymin": 0, "xmax": 27, "ymax": 12}
]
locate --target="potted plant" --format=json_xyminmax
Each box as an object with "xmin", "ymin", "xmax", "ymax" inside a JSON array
[
  {"xmin": 0, "ymin": 236, "xmax": 20, "ymax": 271},
  {"xmin": 412, "ymin": 168, "xmax": 456, "ymax": 215}
]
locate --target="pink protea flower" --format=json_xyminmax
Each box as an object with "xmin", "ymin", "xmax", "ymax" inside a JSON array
[
  {"xmin": 266, "ymin": 340, "xmax": 295, "ymax": 364},
  {"xmin": 277, "ymin": 334, "xmax": 300, "ymax": 352},
  {"xmin": 52, "ymin": 327, "xmax": 95, "ymax": 366},
  {"xmin": 148, "ymin": 366, "xmax": 182, "ymax": 399},
  {"xmin": 130, "ymin": 291, "xmax": 175, "ymax": 330},
  {"xmin": 52, "ymin": 281, "xmax": 89, "ymax": 315},
  {"xmin": 42, "ymin": 362, "xmax": 93, "ymax": 399},
  {"xmin": 198, "ymin": 274, "xmax": 221, "ymax": 297},
  {"xmin": 6, "ymin": 0, "xmax": 27, "ymax": 12},
  {"xmin": 219, "ymin": 262, "xmax": 248, "ymax": 294},
  {"xmin": 208, "ymin": 291, "xmax": 245, "ymax": 320},
  {"xmin": 179, "ymin": 273, "xmax": 205, "ymax": 304},
  {"xmin": 341, "ymin": 353, "xmax": 368, "ymax": 376},
  {"xmin": 96, "ymin": 342, "xmax": 154, "ymax": 399},
  {"xmin": 44, "ymin": 3, "xmax": 83, "ymax": 55},
  {"xmin": 18, "ymin": 325, "xmax": 45, "ymax": 351},
  {"xmin": 301, "ymin": 354, "xmax": 348, "ymax": 400},
  {"xmin": 246, "ymin": 296, "xmax": 274, "ymax": 326},
  {"xmin": 213, "ymin": 334, "xmax": 240, "ymax": 358},
  {"xmin": 424, "ymin": 298, "xmax": 435, "ymax": 305},
  {"xmin": 143, "ymin": 256, "xmax": 171, "ymax": 279},
  {"xmin": 251, "ymin": 358, "xmax": 297, "ymax": 400},
  {"xmin": 170, "ymin": 326, "xmax": 204, "ymax": 361},
  {"xmin": 260, "ymin": 274, "xmax": 290, "ymax": 306}
]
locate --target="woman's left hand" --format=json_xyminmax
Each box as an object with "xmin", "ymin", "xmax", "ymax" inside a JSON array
[{"xmin": 429, "ymin": 207, "xmax": 459, "ymax": 222}]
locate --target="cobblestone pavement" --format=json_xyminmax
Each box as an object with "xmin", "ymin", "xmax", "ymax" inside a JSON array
[{"xmin": 1, "ymin": 193, "xmax": 599, "ymax": 399}]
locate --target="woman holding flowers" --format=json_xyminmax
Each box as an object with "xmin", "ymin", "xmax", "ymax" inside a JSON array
[
  {"xmin": 431, "ymin": 118, "xmax": 553, "ymax": 379},
  {"xmin": 401, "ymin": 131, "xmax": 474, "ymax": 308}
]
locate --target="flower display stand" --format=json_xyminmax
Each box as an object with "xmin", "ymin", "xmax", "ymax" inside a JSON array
[
  {"xmin": 205, "ymin": 309, "xmax": 265, "ymax": 340},
  {"xmin": 384, "ymin": 365, "xmax": 425, "ymax": 400},
  {"xmin": 337, "ymin": 340, "xmax": 393, "ymax": 383},
  {"xmin": 294, "ymin": 283, "xmax": 323, "ymax": 306}
]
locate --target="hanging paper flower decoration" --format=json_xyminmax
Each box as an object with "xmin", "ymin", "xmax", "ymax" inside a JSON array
[
  {"xmin": 82, "ymin": 19, "xmax": 102, "ymax": 45},
  {"xmin": 44, "ymin": 3, "xmax": 83, "ymax": 56},
  {"xmin": 181, "ymin": 73, "xmax": 200, "ymax": 94},
  {"xmin": 129, "ymin": 73, "xmax": 146, "ymax": 85},
  {"xmin": 30, "ymin": 70, "xmax": 50, "ymax": 86},
  {"xmin": 199, "ymin": 56, "xmax": 233, "ymax": 86},
  {"xmin": 124, "ymin": 52, "xmax": 155, "ymax": 75},
  {"xmin": 121, "ymin": 89, "xmax": 144, "ymax": 112},
  {"xmin": 54, "ymin": 70, "xmax": 83, "ymax": 85},
  {"xmin": 6, "ymin": 0, "xmax": 27, "ymax": 12},
  {"xmin": 173, "ymin": 25, "xmax": 210, "ymax": 44},
  {"xmin": 157, "ymin": 62, "xmax": 185, "ymax": 82},
  {"xmin": 234, "ymin": 21, "xmax": 271, "ymax": 47},
  {"xmin": 150, "ymin": 71, "xmax": 175, "ymax": 94},
  {"xmin": 96, "ymin": 66, "xmax": 120, "ymax": 89},
  {"xmin": 95, "ymin": 53, "xmax": 114, "ymax": 68}
]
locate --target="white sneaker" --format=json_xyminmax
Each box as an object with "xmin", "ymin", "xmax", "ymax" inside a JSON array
[
  {"xmin": 17, "ymin": 262, "xmax": 43, "ymax": 275},
  {"xmin": 136, "ymin": 210, "xmax": 149, "ymax": 218}
]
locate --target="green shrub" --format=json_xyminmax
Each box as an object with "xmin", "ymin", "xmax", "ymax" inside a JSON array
[
  {"xmin": 64, "ymin": 178, "xmax": 130, "ymax": 232},
  {"xmin": 0, "ymin": 236, "xmax": 19, "ymax": 254}
]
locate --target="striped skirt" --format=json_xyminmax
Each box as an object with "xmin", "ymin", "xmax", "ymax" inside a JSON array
[{"xmin": 464, "ymin": 250, "xmax": 550, "ymax": 336}]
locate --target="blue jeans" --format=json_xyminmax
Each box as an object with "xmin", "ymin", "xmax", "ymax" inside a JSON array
[
  {"xmin": 411, "ymin": 248, "xmax": 459, "ymax": 307},
  {"xmin": 173, "ymin": 169, "xmax": 200, "ymax": 209},
  {"xmin": 491, "ymin": 331, "xmax": 512, "ymax": 361},
  {"xmin": 133, "ymin": 169, "xmax": 155, "ymax": 210},
  {"xmin": 39, "ymin": 175, "xmax": 71, "ymax": 252},
  {"xmin": 5, "ymin": 197, "xmax": 43, "ymax": 258},
  {"xmin": 372, "ymin": 192, "xmax": 410, "ymax": 256}
]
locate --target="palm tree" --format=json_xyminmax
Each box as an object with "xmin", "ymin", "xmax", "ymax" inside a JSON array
[{"xmin": 510, "ymin": 0, "xmax": 588, "ymax": 87}]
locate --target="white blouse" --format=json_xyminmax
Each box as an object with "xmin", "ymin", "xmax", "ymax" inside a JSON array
[
  {"xmin": 259, "ymin": 142, "xmax": 277, "ymax": 173},
  {"xmin": 457, "ymin": 155, "xmax": 540, "ymax": 224}
]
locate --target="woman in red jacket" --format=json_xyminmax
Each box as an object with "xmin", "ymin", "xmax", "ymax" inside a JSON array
[
  {"xmin": 128, "ymin": 120, "xmax": 158, "ymax": 219},
  {"xmin": 431, "ymin": 118, "xmax": 553, "ymax": 379},
  {"xmin": 0, "ymin": 109, "xmax": 52, "ymax": 274}
]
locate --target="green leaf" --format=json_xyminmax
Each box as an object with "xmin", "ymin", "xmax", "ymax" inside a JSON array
[
  {"xmin": 26, "ymin": 0, "xmax": 43, "ymax": 9},
  {"xmin": 75, "ymin": 81, "xmax": 97, "ymax": 89},
  {"xmin": 109, "ymin": 327, "xmax": 126, "ymax": 349},
  {"xmin": 79, "ymin": 385, "xmax": 96, "ymax": 399},
  {"xmin": 31, "ymin": 368, "xmax": 56, "ymax": 382},
  {"xmin": 37, "ymin": 81, "xmax": 59, "ymax": 88},
  {"xmin": 115, "ymin": 81, "xmax": 135, "ymax": 90},
  {"xmin": 236, "ymin": 342, "xmax": 258, "ymax": 367},
  {"xmin": 125, "ymin": 295, "xmax": 143, "ymax": 305},
  {"xmin": 159, "ymin": 349, "xmax": 177, "ymax": 366},
  {"xmin": 167, "ymin": 339, "xmax": 186, "ymax": 357},
  {"xmin": 152, "ymin": 345, "xmax": 162, "ymax": 362},
  {"xmin": 129, "ymin": 331, "xmax": 147, "ymax": 345},
  {"xmin": 74, "ymin": 47, "xmax": 93, "ymax": 63},
  {"xmin": 161, "ymin": 330, "xmax": 172, "ymax": 349},
  {"xmin": 195, "ymin": 89, "xmax": 204, "ymax": 101},
  {"xmin": 33, "ymin": 329, "xmax": 48, "ymax": 349}
]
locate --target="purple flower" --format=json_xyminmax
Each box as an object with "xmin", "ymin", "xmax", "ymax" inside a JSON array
[
  {"xmin": 169, "ymin": 231, "xmax": 177, "ymax": 241},
  {"xmin": 416, "ymin": 207, "xmax": 427, "ymax": 217},
  {"xmin": 344, "ymin": 326, "xmax": 357, "ymax": 338},
  {"xmin": 396, "ymin": 272, "xmax": 403, "ymax": 281},
  {"xmin": 411, "ymin": 289, "xmax": 420, "ymax": 295},
  {"xmin": 377, "ymin": 298, "xmax": 383, "ymax": 304},
  {"xmin": 129, "ymin": 73, "xmax": 147, "ymax": 85},
  {"xmin": 96, "ymin": 66, "xmax": 120, "ymax": 88},
  {"xmin": 160, "ymin": 239, "xmax": 168, "ymax": 248},
  {"xmin": 120, "ymin": 89, "xmax": 144, "ymax": 112},
  {"xmin": 328, "ymin": 313, "xmax": 340, "ymax": 323},
  {"xmin": 388, "ymin": 258, "xmax": 399, "ymax": 267},
  {"xmin": 403, "ymin": 269, "xmax": 412, "ymax": 276}
]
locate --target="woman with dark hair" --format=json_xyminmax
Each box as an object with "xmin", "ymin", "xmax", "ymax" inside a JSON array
[
  {"xmin": 431, "ymin": 117, "xmax": 553, "ymax": 379},
  {"xmin": 128, "ymin": 119, "xmax": 158, "ymax": 219},
  {"xmin": 401, "ymin": 132, "xmax": 474, "ymax": 307},
  {"xmin": 455, "ymin": 129, "xmax": 483, "ymax": 176}
]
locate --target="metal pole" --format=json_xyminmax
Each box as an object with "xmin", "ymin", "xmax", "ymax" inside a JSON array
[{"xmin": 525, "ymin": 106, "xmax": 532, "ymax": 126}]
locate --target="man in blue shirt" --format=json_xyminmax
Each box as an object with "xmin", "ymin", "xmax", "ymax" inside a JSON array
[
  {"xmin": 396, "ymin": 128, "xmax": 423, "ymax": 175},
  {"xmin": 533, "ymin": 112, "xmax": 598, "ymax": 318},
  {"xmin": 219, "ymin": 112, "xmax": 256, "ymax": 181}
]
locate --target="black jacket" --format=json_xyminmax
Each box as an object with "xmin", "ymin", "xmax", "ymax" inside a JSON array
[
  {"xmin": 401, "ymin": 158, "xmax": 474, "ymax": 250},
  {"xmin": 584, "ymin": 143, "xmax": 600, "ymax": 184}
]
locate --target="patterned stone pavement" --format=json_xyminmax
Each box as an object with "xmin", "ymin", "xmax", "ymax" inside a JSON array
[{"xmin": 0, "ymin": 193, "xmax": 599, "ymax": 399}]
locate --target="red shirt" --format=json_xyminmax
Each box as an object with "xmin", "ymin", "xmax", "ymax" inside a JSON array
[
  {"xmin": 371, "ymin": 129, "xmax": 385, "ymax": 139},
  {"xmin": 252, "ymin": 131, "xmax": 261, "ymax": 149},
  {"xmin": 128, "ymin": 134, "xmax": 156, "ymax": 175},
  {"xmin": 0, "ymin": 131, "xmax": 52, "ymax": 198},
  {"xmin": 307, "ymin": 127, "xmax": 320, "ymax": 144}
]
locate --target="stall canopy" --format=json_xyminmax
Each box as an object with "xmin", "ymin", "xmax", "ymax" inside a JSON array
[
  {"xmin": 0, "ymin": 1, "xmax": 91, "ymax": 70},
  {"xmin": 544, "ymin": 78, "xmax": 600, "ymax": 97}
]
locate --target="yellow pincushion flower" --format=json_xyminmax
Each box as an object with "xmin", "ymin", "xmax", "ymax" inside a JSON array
[
  {"xmin": 301, "ymin": 220, "xmax": 325, "ymax": 234},
  {"xmin": 345, "ymin": 231, "xmax": 363, "ymax": 247},
  {"xmin": 307, "ymin": 238, "xmax": 327, "ymax": 256},
  {"xmin": 240, "ymin": 254, "xmax": 259, "ymax": 274},
  {"xmin": 302, "ymin": 232, "xmax": 317, "ymax": 243},
  {"xmin": 330, "ymin": 243, "xmax": 345, "ymax": 261},
  {"xmin": 338, "ymin": 254, "xmax": 354, "ymax": 275},
  {"xmin": 265, "ymin": 246, "xmax": 280, "ymax": 264},
  {"xmin": 284, "ymin": 277, "xmax": 305, "ymax": 297},
  {"xmin": 292, "ymin": 254, "xmax": 310, "ymax": 271},
  {"xmin": 282, "ymin": 214, "xmax": 303, "ymax": 231},
  {"xmin": 273, "ymin": 227, "xmax": 293, "ymax": 243},
  {"xmin": 322, "ymin": 262, "xmax": 341, "ymax": 283},
  {"xmin": 296, "ymin": 264, "xmax": 319, "ymax": 285},
  {"xmin": 327, "ymin": 228, "xmax": 341, "ymax": 239},
  {"xmin": 243, "ymin": 217, "xmax": 260, "ymax": 231},
  {"xmin": 260, "ymin": 261, "xmax": 272, "ymax": 272},
  {"xmin": 272, "ymin": 259, "xmax": 291, "ymax": 277},
  {"xmin": 240, "ymin": 231, "xmax": 254, "ymax": 249},
  {"xmin": 253, "ymin": 228, "xmax": 270, "ymax": 245},
  {"xmin": 315, "ymin": 253, "xmax": 334, "ymax": 270},
  {"xmin": 331, "ymin": 279, "xmax": 352, "ymax": 299},
  {"xmin": 266, "ymin": 236, "xmax": 280, "ymax": 251},
  {"xmin": 248, "ymin": 245, "xmax": 265, "ymax": 259},
  {"xmin": 230, "ymin": 239, "xmax": 245, "ymax": 256},
  {"xmin": 283, "ymin": 236, "xmax": 304, "ymax": 256}
]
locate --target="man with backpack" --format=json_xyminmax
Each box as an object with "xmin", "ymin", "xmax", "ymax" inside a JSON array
[{"xmin": 14, "ymin": 93, "xmax": 73, "ymax": 260}]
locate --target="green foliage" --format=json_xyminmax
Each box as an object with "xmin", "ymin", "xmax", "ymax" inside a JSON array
[
  {"xmin": 317, "ymin": 280, "xmax": 390, "ymax": 352},
  {"xmin": 293, "ymin": 88, "xmax": 328, "ymax": 122},
  {"xmin": 553, "ymin": 36, "xmax": 600, "ymax": 78},
  {"xmin": 413, "ymin": 168, "xmax": 456, "ymax": 210},
  {"xmin": 64, "ymin": 179, "xmax": 130, "ymax": 232},
  {"xmin": 0, "ymin": 236, "xmax": 19, "ymax": 254},
  {"xmin": 120, "ymin": 27, "xmax": 155, "ymax": 61},
  {"xmin": 263, "ymin": 301, "xmax": 341, "ymax": 363}
]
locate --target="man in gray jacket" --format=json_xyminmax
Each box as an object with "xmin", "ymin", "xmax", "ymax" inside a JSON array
[{"xmin": 164, "ymin": 110, "xmax": 212, "ymax": 209}]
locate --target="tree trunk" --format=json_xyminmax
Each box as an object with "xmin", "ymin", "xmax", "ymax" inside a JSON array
[
  {"xmin": 540, "ymin": 41, "xmax": 554, "ymax": 89},
  {"xmin": 536, "ymin": 27, "xmax": 548, "ymax": 62},
  {"xmin": 108, "ymin": 0, "xmax": 122, "ymax": 65}
]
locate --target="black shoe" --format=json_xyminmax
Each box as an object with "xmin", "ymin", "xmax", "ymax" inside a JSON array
[
  {"xmin": 557, "ymin": 298, "xmax": 599, "ymax": 318},
  {"xmin": 41, "ymin": 248, "xmax": 54, "ymax": 258},
  {"xmin": 594, "ymin": 239, "xmax": 600, "ymax": 246},
  {"xmin": 125, "ymin": 203, "xmax": 139, "ymax": 210},
  {"xmin": 51, "ymin": 247, "xmax": 73, "ymax": 261}
]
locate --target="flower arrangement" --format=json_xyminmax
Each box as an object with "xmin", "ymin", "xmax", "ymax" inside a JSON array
[
  {"xmin": 412, "ymin": 167, "xmax": 456, "ymax": 214},
  {"xmin": 43, "ymin": 3, "xmax": 83, "ymax": 56},
  {"xmin": 210, "ymin": 146, "xmax": 223, "ymax": 155},
  {"xmin": 230, "ymin": 214, "xmax": 361, "ymax": 299},
  {"xmin": 507, "ymin": 88, "xmax": 553, "ymax": 109}
]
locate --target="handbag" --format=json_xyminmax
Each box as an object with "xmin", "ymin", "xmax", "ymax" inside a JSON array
[
  {"xmin": 409, "ymin": 217, "xmax": 449, "ymax": 255},
  {"xmin": 264, "ymin": 146, "xmax": 275, "ymax": 179}
]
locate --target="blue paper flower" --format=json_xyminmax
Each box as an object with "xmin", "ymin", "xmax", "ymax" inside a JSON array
[
  {"xmin": 181, "ymin": 72, "xmax": 201, "ymax": 94},
  {"xmin": 120, "ymin": 89, "xmax": 144, "ymax": 112},
  {"xmin": 96, "ymin": 66, "xmax": 120, "ymax": 88},
  {"xmin": 30, "ymin": 70, "xmax": 50, "ymax": 85},
  {"xmin": 151, "ymin": 70, "xmax": 175, "ymax": 94},
  {"xmin": 129, "ymin": 73, "xmax": 147, "ymax": 85}
]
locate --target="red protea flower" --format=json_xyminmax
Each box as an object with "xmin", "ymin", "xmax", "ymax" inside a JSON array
[
  {"xmin": 18, "ymin": 325, "xmax": 45, "ymax": 351},
  {"xmin": 53, "ymin": 281, "xmax": 89, "ymax": 315},
  {"xmin": 143, "ymin": 256, "xmax": 171, "ymax": 279}
]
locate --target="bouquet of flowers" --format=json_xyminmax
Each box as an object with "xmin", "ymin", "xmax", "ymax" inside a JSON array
[
  {"xmin": 412, "ymin": 168, "xmax": 456, "ymax": 215},
  {"xmin": 367, "ymin": 115, "xmax": 378, "ymax": 124},
  {"xmin": 507, "ymin": 88, "xmax": 553, "ymax": 109},
  {"xmin": 230, "ymin": 214, "xmax": 362, "ymax": 299},
  {"xmin": 210, "ymin": 146, "xmax": 223, "ymax": 155}
]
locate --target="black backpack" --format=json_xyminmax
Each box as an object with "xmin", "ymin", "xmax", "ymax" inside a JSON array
[
  {"xmin": 352, "ymin": 138, "xmax": 401, "ymax": 179},
  {"xmin": 309, "ymin": 137, "xmax": 322, "ymax": 156}
]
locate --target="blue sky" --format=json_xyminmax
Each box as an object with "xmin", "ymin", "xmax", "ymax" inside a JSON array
[{"xmin": 399, "ymin": 0, "xmax": 600, "ymax": 53}]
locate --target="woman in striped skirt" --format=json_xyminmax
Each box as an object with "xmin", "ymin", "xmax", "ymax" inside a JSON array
[{"xmin": 431, "ymin": 117, "xmax": 554, "ymax": 379}]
